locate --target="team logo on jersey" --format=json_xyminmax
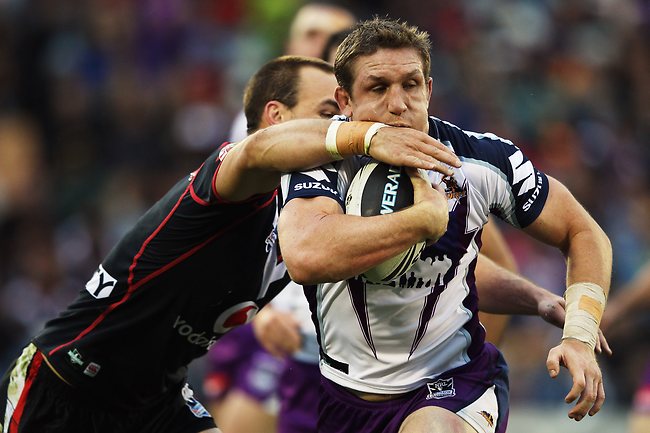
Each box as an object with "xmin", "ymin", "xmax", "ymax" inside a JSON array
[
  {"xmin": 67, "ymin": 348, "xmax": 84, "ymax": 367},
  {"xmin": 440, "ymin": 175, "xmax": 466, "ymax": 201},
  {"xmin": 478, "ymin": 410, "xmax": 495, "ymax": 428},
  {"xmin": 212, "ymin": 301, "xmax": 259, "ymax": 334},
  {"xmin": 85, "ymin": 265, "xmax": 117, "ymax": 299},
  {"xmin": 426, "ymin": 378, "xmax": 455, "ymax": 399}
]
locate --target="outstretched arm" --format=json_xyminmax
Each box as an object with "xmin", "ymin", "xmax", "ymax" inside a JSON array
[
  {"xmin": 523, "ymin": 176, "xmax": 612, "ymax": 421},
  {"xmin": 477, "ymin": 219, "xmax": 518, "ymax": 345},
  {"xmin": 215, "ymin": 119, "xmax": 461, "ymax": 201},
  {"xmin": 475, "ymin": 254, "xmax": 611, "ymax": 355}
]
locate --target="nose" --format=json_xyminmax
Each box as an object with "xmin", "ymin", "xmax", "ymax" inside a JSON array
[{"xmin": 386, "ymin": 86, "xmax": 407, "ymax": 116}]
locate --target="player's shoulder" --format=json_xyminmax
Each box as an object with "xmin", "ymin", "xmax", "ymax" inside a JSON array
[
  {"xmin": 429, "ymin": 116, "xmax": 517, "ymax": 161},
  {"xmin": 430, "ymin": 116, "xmax": 513, "ymax": 146}
]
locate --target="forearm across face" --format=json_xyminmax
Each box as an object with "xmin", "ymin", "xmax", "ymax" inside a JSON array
[
  {"xmin": 217, "ymin": 119, "xmax": 462, "ymax": 202},
  {"xmin": 242, "ymin": 119, "xmax": 462, "ymax": 174}
]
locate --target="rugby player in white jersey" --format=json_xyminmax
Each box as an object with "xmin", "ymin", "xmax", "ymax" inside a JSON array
[
  {"xmin": 278, "ymin": 18, "xmax": 612, "ymax": 433},
  {"xmin": 240, "ymin": 51, "xmax": 610, "ymax": 433}
]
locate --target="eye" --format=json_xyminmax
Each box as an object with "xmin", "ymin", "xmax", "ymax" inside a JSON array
[
  {"xmin": 319, "ymin": 111, "xmax": 336, "ymax": 119},
  {"xmin": 371, "ymin": 85, "xmax": 386, "ymax": 93}
]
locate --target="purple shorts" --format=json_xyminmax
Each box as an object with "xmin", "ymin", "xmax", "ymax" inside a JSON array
[
  {"xmin": 318, "ymin": 344, "xmax": 509, "ymax": 433},
  {"xmin": 203, "ymin": 323, "xmax": 286, "ymax": 406},
  {"xmin": 277, "ymin": 358, "xmax": 321, "ymax": 433}
]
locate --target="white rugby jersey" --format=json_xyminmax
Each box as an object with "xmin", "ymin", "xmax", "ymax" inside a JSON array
[{"xmin": 280, "ymin": 116, "xmax": 549, "ymax": 394}]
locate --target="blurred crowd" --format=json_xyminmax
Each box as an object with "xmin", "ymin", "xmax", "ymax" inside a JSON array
[{"xmin": 0, "ymin": 0, "xmax": 648, "ymax": 413}]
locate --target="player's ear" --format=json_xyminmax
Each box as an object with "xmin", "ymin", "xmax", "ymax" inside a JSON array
[
  {"xmin": 262, "ymin": 100, "xmax": 289, "ymax": 126},
  {"xmin": 426, "ymin": 77, "xmax": 433, "ymax": 101},
  {"xmin": 334, "ymin": 86, "xmax": 353, "ymax": 117}
]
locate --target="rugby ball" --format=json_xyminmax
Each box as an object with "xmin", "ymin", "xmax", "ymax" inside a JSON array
[{"xmin": 345, "ymin": 161, "xmax": 426, "ymax": 283}]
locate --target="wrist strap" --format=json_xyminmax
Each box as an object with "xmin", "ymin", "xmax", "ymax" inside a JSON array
[
  {"xmin": 326, "ymin": 121, "xmax": 386, "ymax": 159},
  {"xmin": 562, "ymin": 282, "xmax": 607, "ymax": 350},
  {"xmin": 363, "ymin": 122, "xmax": 387, "ymax": 155},
  {"xmin": 325, "ymin": 121, "xmax": 344, "ymax": 160}
]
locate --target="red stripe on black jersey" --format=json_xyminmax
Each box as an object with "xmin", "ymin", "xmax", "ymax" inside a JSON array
[
  {"xmin": 8, "ymin": 351, "xmax": 43, "ymax": 433},
  {"xmin": 48, "ymin": 181, "xmax": 194, "ymax": 356},
  {"xmin": 47, "ymin": 184, "xmax": 279, "ymax": 358}
]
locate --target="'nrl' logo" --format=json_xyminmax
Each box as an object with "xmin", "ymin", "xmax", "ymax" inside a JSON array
[{"xmin": 426, "ymin": 377, "xmax": 456, "ymax": 400}]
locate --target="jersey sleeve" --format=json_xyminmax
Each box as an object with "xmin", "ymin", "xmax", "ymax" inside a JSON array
[
  {"xmin": 498, "ymin": 144, "xmax": 549, "ymax": 227},
  {"xmin": 190, "ymin": 142, "xmax": 272, "ymax": 205},
  {"xmin": 185, "ymin": 142, "xmax": 233, "ymax": 205},
  {"xmin": 280, "ymin": 163, "xmax": 343, "ymax": 207},
  {"xmin": 436, "ymin": 119, "xmax": 549, "ymax": 228}
]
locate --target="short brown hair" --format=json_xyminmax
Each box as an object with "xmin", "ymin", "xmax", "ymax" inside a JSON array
[
  {"xmin": 243, "ymin": 56, "xmax": 334, "ymax": 134},
  {"xmin": 334, "ymin": 17, "xmax": 431, "ymax": 93}
]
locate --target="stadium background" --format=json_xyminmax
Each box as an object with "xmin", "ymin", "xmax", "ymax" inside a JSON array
[{"xmin": 0, "ymin": 1, "xmax": 646, "ymax": 431}]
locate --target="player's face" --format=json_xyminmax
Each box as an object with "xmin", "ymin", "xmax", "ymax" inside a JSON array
[
  {"xmin": 336, "ymin": 48, "xmax": 432, "ymax": 133},
  {"xmin": 286, "ymin": 66, "xmax": 340, "ymax": 120}
]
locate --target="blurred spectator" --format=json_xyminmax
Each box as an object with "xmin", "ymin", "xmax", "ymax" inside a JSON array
[{"xmin": 228, "ymin": 1, "xmax": 357, "ymax": 142}]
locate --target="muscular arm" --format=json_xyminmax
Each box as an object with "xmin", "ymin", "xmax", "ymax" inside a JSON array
[
  {"xmin": 476, "ymin": 253, "xmax": 551, "ymax": 315},
  {"xmin": 475, "ymin": 253, "xmax": 611, "ymax": 354},
  {"xmin": 278, "ymin": 170, "xmax": 449, "ymax": 284},
  {"xmin": 215, "ymin": 119, "xmax": 461, "ymax": 201},
  {"xmin": 523, "ymin": 177, "xmax": 612, "ymax": 291},
  {"xmin": 523, "ymin": 176, "xmax": 612, "ymax": 421}
]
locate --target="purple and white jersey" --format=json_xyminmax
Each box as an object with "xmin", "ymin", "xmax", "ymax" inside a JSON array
[{"xmin": 281, "ymin": 116, "xmax": 549, "ymax": 394}]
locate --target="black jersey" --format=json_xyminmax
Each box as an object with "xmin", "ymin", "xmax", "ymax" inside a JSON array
[{"xmin": 33, "ymin": 142, "xmax": 290, "ymax": 408}]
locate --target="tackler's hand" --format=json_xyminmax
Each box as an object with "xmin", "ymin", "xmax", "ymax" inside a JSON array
[
  {"xmin": 368, "ymin": 126, "xmax": 461, "ymax": 174},
  {"xmin": 252, "ymin": 306, "xmax": 302, "ymax": 358}
]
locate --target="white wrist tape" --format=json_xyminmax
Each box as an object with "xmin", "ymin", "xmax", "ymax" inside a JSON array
[
  {"xmin": 562, "ymin": 282, "xmax": 607, "ymax": 350},
  {"xmin": 325, "ymin": 121, "xmax": 344, "ymax": 160},
  {"xmin": 363, "ymin": 122, "xmax": 387, "ymax": 155}
]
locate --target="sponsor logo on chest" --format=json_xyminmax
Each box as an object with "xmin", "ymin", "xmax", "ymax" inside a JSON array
[{"xmin": 173, "ymin": 301, "xmax": 260, "ymax": 349}]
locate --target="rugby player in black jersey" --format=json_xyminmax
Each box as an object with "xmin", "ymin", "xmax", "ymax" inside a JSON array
[{"xmin": 0, "ymin": 55, "xmax": 461, "ymax": 433}]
